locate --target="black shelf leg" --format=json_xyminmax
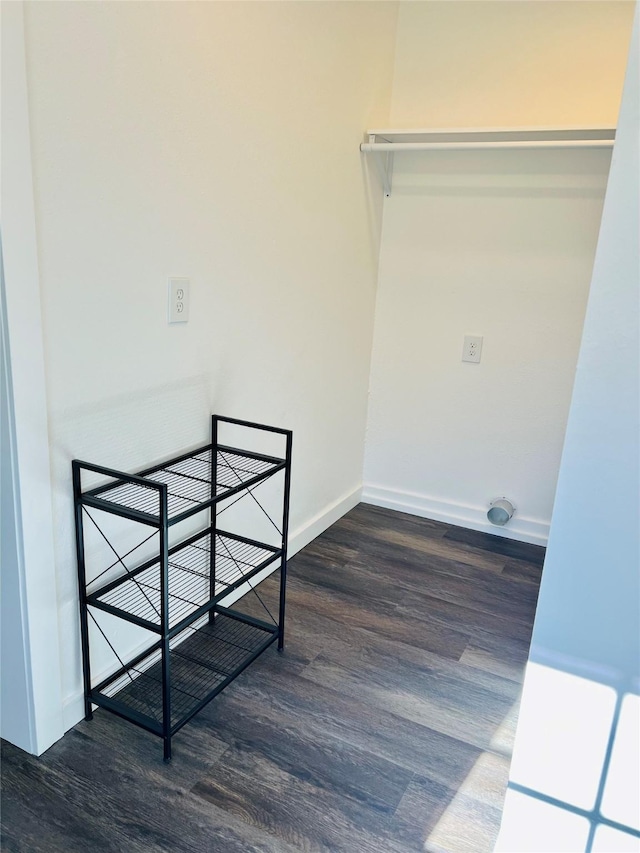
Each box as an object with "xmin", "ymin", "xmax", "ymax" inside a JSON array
[
  {"xmin": 209, "ymin": 416, "xmax": 218, "ymax": 625},
  {"xmin": 73, "ymin": 462, "xmax": 93, "ymax": 721},
  {"xmin": 278, "ymin": 430, "xmax": 293, "ymax": 652},
  {"xmin": 159, "ymin": 487, "xmax": 172, "ymax": 762}
]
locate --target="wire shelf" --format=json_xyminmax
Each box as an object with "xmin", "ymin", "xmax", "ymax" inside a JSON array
[
  {"xmin": 74, "ymin": 415, "xmax": 292, "ymax": 760},
  {"xmin": 84, "ymin": 446, "xmax": 285, "ymax": 524},
  {"xmin": 96, "ymin": 613, "xmax": 277, "ymax": 730},
  {"xmin": 88, "ymin": 530, "xmax": 280, "ymax": 632}
]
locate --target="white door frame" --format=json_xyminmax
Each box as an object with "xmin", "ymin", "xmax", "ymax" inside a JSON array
[{"xmin": 1, "ymin": 1, "xmax": 64, "ymax": 755}]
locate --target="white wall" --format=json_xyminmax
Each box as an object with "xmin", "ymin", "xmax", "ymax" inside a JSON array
[
  {"xmin": 496, "ymin": 9, "xmax": 639, "ymax": 848},
  {"xmin": 363, "ymin": 1, "xmax": 635, "ymax": 544},
  {"xmin": 17, "ymin": 0, "xmax": 398, "ymax": 738},
  {"xmin": 389, "ymin": 1, "xmax": 634, "ymax": 129}
]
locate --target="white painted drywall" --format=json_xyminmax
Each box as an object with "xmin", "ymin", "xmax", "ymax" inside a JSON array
[
  {"xmin": 388, "ymin": 1, "xmax": 634, "ymax": 129},
  {"xmin": 19, "ymin": 1, "xmax": 398, "ymax": 735},
  {"xmin": 0, "ymin": 1, "xmax": 64, "ymax": 754},
  {"xmin": 496, "ymin": 9, "xmax": 639, "ymax": 848},
  {"xmin": 363, "ymin": 1, "xmax": 635, "ymax": 544}
]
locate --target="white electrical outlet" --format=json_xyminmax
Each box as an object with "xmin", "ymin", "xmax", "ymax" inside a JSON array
[
  {"xmin": 168, "ymin": 278, "xmax": 189, "ymax": 324},
  {"xmin": 462, "ymin": 335, "xmax": 483, "ymax": 363}
]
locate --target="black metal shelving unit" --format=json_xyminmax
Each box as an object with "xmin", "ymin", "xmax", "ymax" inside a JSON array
[{"xmin": 73, "ymin": 415, "xmax": 292, "ymax": 761}]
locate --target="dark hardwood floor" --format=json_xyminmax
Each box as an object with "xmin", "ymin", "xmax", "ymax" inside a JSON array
[{"xmin": 1, "ymin": 504, "xmax": 544, "ymax": 853}]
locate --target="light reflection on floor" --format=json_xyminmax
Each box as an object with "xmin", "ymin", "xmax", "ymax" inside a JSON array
[
  {"xmin": 422, "ymin": 664, "xmax": 640, "ymax": 853},
  {"xmin": 493, "ymin": 663, "xmax": 640, "ymax": 853},
  {"xmin": 422, "ymin": 747, "xmax": 513, "ymax": 853}
]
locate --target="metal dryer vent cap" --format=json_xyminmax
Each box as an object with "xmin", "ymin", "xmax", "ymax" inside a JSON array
[{"xmin": 487, "ymin": 498, "xmax": 516, "ymax": 526}]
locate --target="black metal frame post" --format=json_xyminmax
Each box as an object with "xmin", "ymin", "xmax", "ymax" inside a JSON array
[
  {"xmin": 278, "ymin": 430, "xmax": 293, "ymax": 652},
  {"xmin": 72, "ymin": 461, "xmax": 93, "ymax": 721},
  {"xmin": 209, "ymin": 416, "xmax": 218, "ymax": 624},
  {"xmin": 159, "ymin": 484, "xmax": 172, "ymax": 761}
]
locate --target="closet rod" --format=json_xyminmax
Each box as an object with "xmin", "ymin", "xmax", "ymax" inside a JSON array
[{"xmin": 360, "ymin": 139, "xmax": 615, "ymax": 152}]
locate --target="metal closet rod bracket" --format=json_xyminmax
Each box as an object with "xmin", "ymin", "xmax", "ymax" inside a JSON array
[{"xmin": 360, "ymin": 127, "xmax": 616, "ymax": 197}]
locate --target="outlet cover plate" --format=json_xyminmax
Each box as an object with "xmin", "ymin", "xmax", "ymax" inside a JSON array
[
  {"xmin": 168, "ymin": 277, "xmax": 189, "ymax": 324},
  {"xmin": 462, "ymin": 335, "xmax": 483, "ymax": 363}
]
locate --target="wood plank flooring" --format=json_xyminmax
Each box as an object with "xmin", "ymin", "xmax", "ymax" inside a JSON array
[{"xmin": 1, "ymin": 504, "xmax": 544, "ymax": 853}]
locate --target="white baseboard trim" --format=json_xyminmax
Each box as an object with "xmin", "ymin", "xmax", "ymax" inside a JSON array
[
  {"xmin": 62, "ymin": 485, "xmax": 362, "ymax": 734},
  {"xmin": 63, "ymin": 690, "xmax": 88, "ymax": 734},
  {"xmin": 362, "ymin": 483, "xmax": 549, "ymax": 547},
  {"xmin": 288, "ymin": 485, "xmax": 363, "ymax": 557}
]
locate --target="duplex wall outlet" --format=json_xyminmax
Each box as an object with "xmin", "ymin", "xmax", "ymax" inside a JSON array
[
  {"xmin": 168, "ymin": 278, "xmax": 189, "ymax": 324},
  {"xmin": 462, "ymin": 335, "xmax": 483, "ymax": 363}
]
